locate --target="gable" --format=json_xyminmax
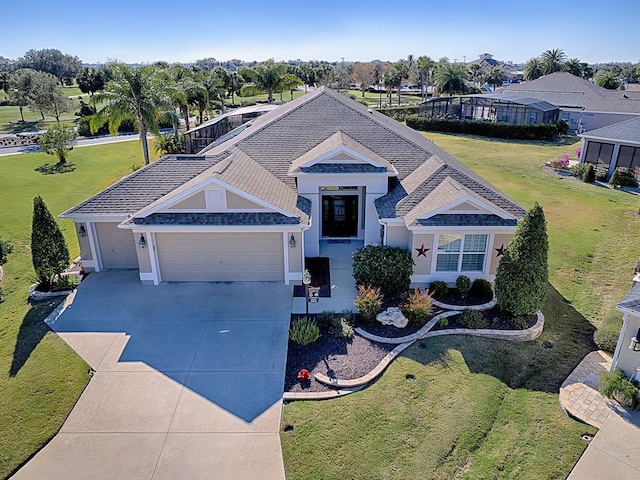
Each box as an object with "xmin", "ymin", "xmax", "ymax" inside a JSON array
[{"xmin": 158, "ymin": 183, "xmax": 271, "ymax": 214}]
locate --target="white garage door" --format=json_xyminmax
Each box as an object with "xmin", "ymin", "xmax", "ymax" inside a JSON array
[
  {"xmin": 155, "ymin": 232, "xmax": 284, "ymax": 282},
  {"xmin": 95, "ymin": 222, "xmax": 138, "ymax": 269}
]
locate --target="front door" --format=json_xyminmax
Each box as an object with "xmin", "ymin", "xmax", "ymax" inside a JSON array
[{"xmin": 322, "ymin": 195, "xmax": 358, "ymax": 237}]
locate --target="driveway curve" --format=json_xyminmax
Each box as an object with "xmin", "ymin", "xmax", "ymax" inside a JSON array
[{"xmin": 12, "ymin": 270, "xmax": 292, "ymax": 480}]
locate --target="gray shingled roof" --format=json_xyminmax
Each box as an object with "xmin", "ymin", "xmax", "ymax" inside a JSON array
[
  {"xmin": 61, "ymin": 154, "xmax": 228, "ymax": 216},
  {"xmin": 618, "ymin": 282, "xmax": 640, "ymax": 314},
  {"xmin": 414, "ymin": 214, "xmax": 518, "ymax": 227},
  {"xmin": 131, "ymin": 212, "xmax": 302, "ymax": 226},
  {"xmin": 300, "ymin": 164, "xmax": 387, "ymax": 174},
  {"xmin": 581, "ymin": 116, "xmax": 640, "ymax": 144},
  {"xmin": 497, "ymin": 72, "xmax": 640, "ymax": 114}
]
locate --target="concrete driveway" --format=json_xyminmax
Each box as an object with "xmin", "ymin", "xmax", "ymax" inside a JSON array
[{"xmin": 12, "ymin": 271, "xmax": 292, "ymax": 480}]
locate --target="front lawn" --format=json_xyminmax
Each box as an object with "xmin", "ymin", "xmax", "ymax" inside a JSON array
[
  {"xmin": 282, "ymin": 133, "xmax": 640, "ymax": 478},
  {"xmin": 0, "ymin": 140, "xmax": 159, "ymax": 478}
]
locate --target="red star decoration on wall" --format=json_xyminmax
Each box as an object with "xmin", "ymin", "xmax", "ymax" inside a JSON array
[
  {"xmin": 495, "ymin": 244, "xmax": 506, "ymax": 257},
  {"xmin": 415, "ymin": 244, "xmax": 429, "ymax": 257}
]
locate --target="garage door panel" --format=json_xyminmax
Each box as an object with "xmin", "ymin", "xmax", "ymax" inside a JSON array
[
  {"xmin": 95, "ymin": 222, "xmax": 138, "ymax": 269},
  {"xmin": 156, "ymin": 233, "xmax": 284, "ymax": 282}
]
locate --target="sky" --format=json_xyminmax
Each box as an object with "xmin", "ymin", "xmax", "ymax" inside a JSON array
[{"xmin": 2, "ymin": 0, "xmax": 639, "ymax": 65}]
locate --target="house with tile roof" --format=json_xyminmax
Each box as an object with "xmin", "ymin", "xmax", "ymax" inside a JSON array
[
  {"xmin": 62, "ymin": 87, "xmax": 525, "ymax": 286},
  {"xmin": 578, "ymin": 116, "xmax": 640, "ymax": 178},
  {"xmin": 496, "ymin": 72, "xmax": 640, "ymax": 133}
]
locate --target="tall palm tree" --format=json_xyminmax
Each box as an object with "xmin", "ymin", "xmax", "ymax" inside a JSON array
[
  {"xmin": 280, "ymin": 73, "xmax": 302, "ymax": 101},
  {"xmin": 595, "ymin": 70, "xmax": 621, "ymax": 90},
  {"xmin": 433, "ymin": 62, "xmax": 469, "ymax": 96},
  {"xmin": 541, "ymin": 48, "xmax": 567, "ymax": 75},
  {"xmin": 239, "ymin": 59, "xmax": 288, "ymax": 104},
  {"xmin": 468, "ymin": 63, "xmax": 483, "ymax": 87},
  {"xmin": 93, "ymin": 63, "xmax": 169, "ymax": 165},
  {"xmin": 564, "ymin": 58, "xmax": 584, "ymax": 77},
  {"xmin": 416, "ymin": 55, "xmax": 435, "ymax": 101},
  {"xmin": 524, "ymin": 57, "xmax": 544, "ymax": 81}
]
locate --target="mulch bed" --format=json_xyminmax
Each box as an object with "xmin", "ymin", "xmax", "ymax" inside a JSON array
[
  {"xmin": 432, "ymin": 290, "xmax": 492, "ymax": 307},
  {"xmin": 431, "ymin": 307, "xmax": 538, "ymax": 331}
]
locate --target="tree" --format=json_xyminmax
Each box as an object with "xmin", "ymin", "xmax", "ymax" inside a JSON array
[
  {"xmin": 26, "ymin": 72, "xmax": 74, "ymax": 122},
  {"xmin": 0, "ymin": 238, "xmax": 13, "ymax": 267},
  {"xmin": 564, "ymin": 58, "xmax": 584, "ymax": 78},
  {"xmin": 39, "ymin": 124, "xmax": 77, "ymax": 164},
  {"xmin": 76, "ymin": 67, "xmax": 107, "ymax": 96},
  {"xmin": 239, "ymin": 59, "xmax": 288, "ymax": 104},
  {"xmin": 93, "ymin": 63, "xmax": 170, "ymax": 165},
  {"xmin": 352, "ymin": 62, "xmax": 376, "ymax": 97},
  {"xmin": 31, "ymin": 196, "xmax": 70, "ymax": 291},
  {"xmin": 485, "ymin": 67, "xmax": 507, "ymax": 90},
  {"xmin": 226, "ymin": 71, "xmax": 244, "ymax": 104},
  {"xmin": 540, "ymin": 48, "xmax": 567, "ymax": 74},
  {"xmin": 524, "ymin": 57, "xmax": 544, "ymax": 81},
  {"xmin": 595, "ymin": 70, "xmax": 621, "ymax": 89},
  {"xmin": 416, "ymin": 56, "xmax": 436, "ymax": 101},
  {"xmin": 468, "ymin": 63, "xmax": 484, "ymax": 87},
  {"xmin": 494, "ymin": 203, "xmax": 548, "ymax": 316},
  {"xmin": 433, "ymin": 62, "xmax": 469, "ymax": 95},
  {"xmin": 280, "ymin": 73, "xmax": 302, "ymax": 101},
  {"xmin": 296, "ymin": 62, "xmax": 316, "ymax": 92},
  {"xmin": 194, "ymin": 57, "xmax": 219, "ymax": 71},
  {"xmin": 18, "ymin": 48, "xmax": 82, "ymax": 85}
]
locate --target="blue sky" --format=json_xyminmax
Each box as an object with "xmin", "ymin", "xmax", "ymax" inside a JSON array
[{"xmin": 3, "ymin": 0, "xmax": 639, "ymax": 65}]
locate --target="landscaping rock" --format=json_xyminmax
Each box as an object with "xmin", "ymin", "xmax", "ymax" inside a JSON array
[{"xmin": 376, "ymin": 307, "xmax": 408, "ymax": 328}]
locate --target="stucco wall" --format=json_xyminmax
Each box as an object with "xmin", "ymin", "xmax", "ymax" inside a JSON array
[
  {"xmin": 614, "ymin": 314, "xmax": 640, "ymax": 380},
  {"xmin": 226, "ymin": 191, "xmax": 264, "ymax": 209},
  {"xmin": 489, "ymin": 233, "xmax": 513, "ymax": 275},
  {"xmin": 135, "ymin": 238, "xmax": 153, "ymax": 274},
  {"xmin": 169, "ymin": 191, "xmax": 206, "ymax": 209},
  {"xmin": 411, "ymin": 233, "xmax": 434, "ymax": 276},
  {"xmin": 75, "ymin": 222, "xmax": 93, "ymax": 261},
  {"xmin": 386, "ymin": 224, "xmax": 410, "ymax": 249},
  {"xmin": 288, "ymin": 232, "xmax": 302, "ymax": 273}
]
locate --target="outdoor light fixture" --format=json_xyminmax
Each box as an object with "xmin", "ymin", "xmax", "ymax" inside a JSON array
[
  {"xmin": 138, "ymin": 234, "xmax": 146, "ymax": 249},
  {"xmin": 289, "ymin": 234, "xmax": 296, "ymax": 248},
  {"xmin": 303, "ymin": 268, "xmax": 312, "ymax": 316},
  {"xmin": 629, "ymin": 328, "xmax": 640, "ymax": 351},
  {"xmin": 78, "ymin": 225, "xmax": 86, "ymax": 237}
]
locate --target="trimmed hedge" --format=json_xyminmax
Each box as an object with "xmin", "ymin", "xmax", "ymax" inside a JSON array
[
  {"xmin": 353, "ymin": 245, "xmax": 413, "ymax": 297},
  {"xmin": 406, "ymin": 115, "xmax": 562, "ymax": 140},
  {"xmin": 376, "ymin": 106, "xmax": 419, "ymax": 122}
]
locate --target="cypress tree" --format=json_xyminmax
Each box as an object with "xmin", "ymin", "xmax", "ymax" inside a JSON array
[
  {"xmin": 583, "ymin": 164, "xmax": 595, "ymax": 183},
  {"xmin": 494, "ymin": 203, "xmax": 549, "ymax": 316},
  {"xmin": 31, "ymin": 196, "xmax": 70, "ymax": 290}
]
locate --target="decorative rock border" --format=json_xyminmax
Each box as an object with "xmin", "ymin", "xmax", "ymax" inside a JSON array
[
  {"xmin": 356, "ymin": 311, "xmax": 459, "ymax": 345},
  {"xmin": 430, "ymin": 296, "xmax": 497, "ymax": 311},
  {"xmin": 28, "ymin": 283, "xmax": 74, "ymax": 301}
]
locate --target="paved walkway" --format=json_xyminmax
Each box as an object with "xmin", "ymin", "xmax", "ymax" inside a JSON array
[
  {"xmin": 12, "ymin": 271, "xmax": 291, "ymax": 480},
  {"xmin": 561, "ymin": 350, "xmax": 640, "ymax": 479}
]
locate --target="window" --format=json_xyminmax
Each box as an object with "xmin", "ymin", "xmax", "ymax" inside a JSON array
[{"xmin": 436, "ymin": 234, "xmax": 488, "ymax": 272}]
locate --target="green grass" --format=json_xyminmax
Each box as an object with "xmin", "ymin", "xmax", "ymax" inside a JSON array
[
  {"xmin": 282, "ymin": 132, "xmax": 640, "ymax": 478},
  {"xmin": 0, "ymin": 140, "xmax": 159, "ymax": 478}
]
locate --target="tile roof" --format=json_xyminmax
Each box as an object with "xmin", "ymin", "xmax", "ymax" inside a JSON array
[
  {"xmin": 497, "ymin": 72, "xmax": 640, "ymax": 114},
  {"xmin": 580, "ymin": 116, "xmax": 640, "ymax": 144}
]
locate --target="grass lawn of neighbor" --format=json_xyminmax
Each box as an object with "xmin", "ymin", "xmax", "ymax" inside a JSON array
[
  {"xmin": 281, "ymin": 132, "xmax": 640, "ymax": 479},
  {"xmin": 0, "ymin": 139, "xmax": 159, "ymax": 478}
]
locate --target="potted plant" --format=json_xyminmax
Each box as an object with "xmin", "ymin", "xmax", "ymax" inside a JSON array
[{"xmin": 598, "ymin": 369, "xmax": 639, "ymax": 408}]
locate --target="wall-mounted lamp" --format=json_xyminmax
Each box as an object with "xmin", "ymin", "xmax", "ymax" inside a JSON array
[
  {"xmin": 78, "ymin": 225, "xmax": 86, "ymax": 237},
  {"xmin": 289, "ymin": 234, "xmax": 296, "ymax": 248},
  {"xmin": 138, "ymin": 234, "xmax": 146, "ymax": 249},
  {"xmin": 630, "ymin": 328, "xmax": 640, "ymax": 351}
]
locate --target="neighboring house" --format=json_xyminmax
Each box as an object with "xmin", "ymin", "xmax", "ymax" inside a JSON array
[
  {"xmin": 612, "ymin": 278, "xmax": 640, "ymax": 379},
  {"xmin": 496, "ymin": 72, "xmax": 640, "ymax": 133},
  {"xmin": 466, "ymin": 53, "xmax": 522, "ymax": 82},
  {"xmin": 61, "ymin": 87, "xmax": 525, "ymax": 286},
  {"xmin": 578, "ymin": 116, "xmax": 640, "ymax": 178}
]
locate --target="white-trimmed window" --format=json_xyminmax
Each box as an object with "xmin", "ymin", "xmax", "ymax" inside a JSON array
[{"xmin": 436, "ymin": 234, "xmax": 488, "ymax": 272}]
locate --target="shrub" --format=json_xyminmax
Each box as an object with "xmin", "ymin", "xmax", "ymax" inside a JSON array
[
  {"xmin": 429, "ymin": 280, "xmax": 449, "ymax": 298},
  {"xmin": 509, "ymin": 315, "xmax": 532, "ymax": 330},
  {"xmin": 53, "ymin": 274, "xmax": 78, "ymax": 292},
  {"xmin": 0, "ymin": 238, "xmax": 14, "ymax": 267},
  {"xmin": 377, "ymin": 106, "xmax": 419, "ymax": 122},
  {"xmin": 455, "ymin": 275, "xmax": 471, "ymax": 299},
  {"xmin": 598, "ymin": 369, "xmax": 638, "ymax": 408},
  {"xmin": 316, "ymin": 310, "xmax": 336, "ymax": 328},
  {"xmin": 327, "ymin": 317, "xmax": 355, "ymax": 339},
  {"xmin": 352, "ymin": 245, "xmax": 413, "ymax": 297},
  {"xmin": 470, "ymin": 278, "xmax": 493, "ymax": 299},
  {"xmin": 31, "ymin": 196, "xmax": 70, "ymax": 291},
  {"xmin": 457, "ymin": 309, "xmax": 488, "ymax": 329},
  {"xmin": 610, "ymin": 169, "xmax": 638, "ymax": 188},
  {"xmin": 339, "ymin": 309, "xmax": 356, "ymax": 326},
  {"xmin": 583, "ymin": 164, "xmax": 596, "ymax": 183},
  {"xmin": 495, "ymin": 203, "xmax": 548, "ymax": 316},
  {"xmin": 355, "ymin": 285, "xmax": 382, "ymax": 322},
  {"xmin": 570, "ymin": 162, "xmax": 588, "ymax": 178},
  {"xmin": 401, "ymin": 289, "xmax": 432, "ymax": 326},
  {"xmin": 406, "ymin": 116, "xmax": 561, "ymax": 141},
  {"xmin": 594, "ymin": 314, "xmax": 623, "ymax": 352},
  {"xmin": 289, "ymin": 317, "xmax": 321, "ymax": 345},
  {"xmin": 595, "ymin": 169, "xmax": 608, "ymax": 182},
  {"xmin": 438, "ymin": 316, "xmax": 449, "ymax": 328},
  {"xmin": 155, "ymin": 132, "xmax": 185, "ymax": 155},
  {"xmin": 550, "ymin": 153, "xmax": 570, "ymax": 170}
]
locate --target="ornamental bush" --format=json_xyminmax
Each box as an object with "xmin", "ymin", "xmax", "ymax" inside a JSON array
[
  {"xmin": 429, "ymin": 280, "xmax": 449, "ymax": 298},
  {"xmin": 352, "ymin": 245, "xmax": 413, "ymax": 297},
  {"xmin": 289, "ymin": 317, "xmax": 321, "ymax": 345},
  {"xmin": 583, "ymin": 164, "xmax": 596, "ymax": 183},
  {"xmin": 327, "ymin": 317, "xmax": 355, "ymax": 339},
  {"xmin": 610, "ymin": 169, "xmax": 638, "ymax": 188},
  {"xmin": 455, "ymin": 275, "xmax": 471, "ymax": 299},
  {"xmin": 31, "ymin": 196, "xmax": 70, "ymax": 291},
  {"xmin": 355, "ymin": 285, "xmax": 382, "ymax": 322},
  {"xmin": 401, "ymin": 289, "xmax": 432, "ymax": 326},
  {"xmin": 494, "ymin": 203, "xmax": 548, "ymax": 316},
  {"xmin": 470, "ymin": 278, "xmax": 493, "ymax": 299},
  {"xmin": 594, "ymin": 313, "xmax": 623, "ymax": 353},
  {"xmin": 598, "ymin": 369, "xmax": 638, "ymax": 408},
  {"xmin": 457, "ymin": 309, "xmax": 488, "ymax": 329}
]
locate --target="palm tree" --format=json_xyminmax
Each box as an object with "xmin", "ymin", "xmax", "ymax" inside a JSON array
[
  {"xmin": 524, "ymin": 57, "xmax": 544, "ymax": 81},
  {"xmin": 226, "ymin": 71, "xmax": 244, "ymax": 105},
  {"xmin": 93, "ymin": 63, "xmax": 169, "ymax": 165},
  {"xmin": 239, "ymin": 60, "xmax": 288, "ymax": 104},
  {"xmin": 541, "ymin": 48, "xmax": 567, "ymax": 75},
  {"xmin": 595, "ymin": 70, "xmax": 621, "ymax": 90},
  {"xmin": 485, "ymin": 67, "xmax": 507, "ymax": 91},
  {"xmin": 280, "ymin": 74, "xmax": 302, "ymax": 101},
  {"xmin": 416, "ymin": 56, "xmax": 435, "ymax": 101},
  {"xmin": 564, "ymin": 58, "xmax": 583, "ymax": 77},
  {"xmin": 468, "ymin": 63, "xmax": 483, "ymax": 87},
  {"xmin": 433, "ymin": 62, "xmax": 469, "ymax": 96},
  {"xmin": 163, "ymin": 64, "xmax": 202, "ymax": 133}
]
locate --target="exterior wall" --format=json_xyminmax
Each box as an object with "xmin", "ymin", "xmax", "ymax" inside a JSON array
[
  {"xmin": 135, "ymin": 240, "xmax": 153, "ymax": 275},
  {"xmin": 75, "ymin": 222, "xmax": 93, "ymax": 261},
  {"xmin": 489, "ymin": 233, "xmax": 513, "ymax": 275},
  {"xmin": 612, "ymin": 313, "xmax": 640, "ymax": 380},
  {"xmin": 411, "ymin": 233, "xmax": 434, "ymax": 276},
  {"xmin": 169, "ymin": 191, "xmax": 206, "ymax": 209},
  {"xmin": 581, "ymin": 112, "xmax": 638, "ymax": 132},
  {"xmin": 288, "ymin": 232, "xmax": 303, "ymax": 273},
  {"xmin": 226, "ymin": 191, "xmax": 265, "ymax": 209},
  {"xmin": 95, "ymin": 222, "xmax": 138, "ymax": 269},
  {"xmin": 386, "ymin": 224, "xmax": 411, "ymax": 249}
]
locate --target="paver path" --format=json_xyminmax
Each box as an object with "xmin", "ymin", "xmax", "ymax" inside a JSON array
[{"xmin": 12, "ymin": 271, "xmax": 291, "ymax": 480}]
